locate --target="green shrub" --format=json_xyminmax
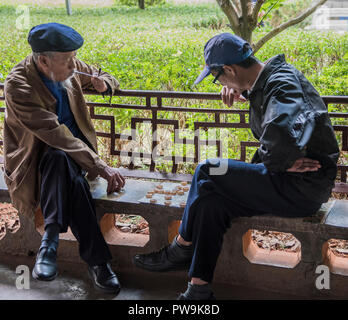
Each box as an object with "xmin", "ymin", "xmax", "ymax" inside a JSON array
[
  {"xmin": 192, "ymin": 16, "xmax": 226, "ymax": 30},
  {"xmin": 114, "ymin": 0, "xmax": 165, "ymax": 6}
]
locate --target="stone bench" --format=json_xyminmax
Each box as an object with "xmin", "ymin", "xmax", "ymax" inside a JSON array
[
  {"xmin": 0, "ymin": 85, "xmax": 347, "ymax": 298},
  {"xmin": 0, "ymin": 169, "xmax": 348, "ymax": 298}
]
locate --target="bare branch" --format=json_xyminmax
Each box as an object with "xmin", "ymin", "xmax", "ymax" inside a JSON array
[
  {"xmin": 252, "ymin": 0, "xmax": 266, "ymax": 22},
  {"xmin": 253, "ymin": 0, "xmax": 328, "ymax": 53},
  {"xmin": 231, "ymin": 0, "xmax": 242, "ymax": 15},
  {"xmin": 240, "ymin": 0, "xmax": 252, "ymax": 25},
  {"xmin": 216, "ymin": 0, "xmax": 241, "ymax": 34}
]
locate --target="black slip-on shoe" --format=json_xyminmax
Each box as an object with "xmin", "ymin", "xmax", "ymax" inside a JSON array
[
  {"xmin": 88, "ymin": 263, "xmax": 121, "ymax": 295},
  {"xmin": 32, "ymin": 246, "xmax": 58, "ymax": 281},
  {"xmin": 177, "ymin": 283, "xmax": 216, "ymax": 300},
  {"xmin": 133, "ymin": 237, "xmax": 193, "ymax": 272}
]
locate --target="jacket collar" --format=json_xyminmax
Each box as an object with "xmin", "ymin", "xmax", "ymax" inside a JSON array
[
  {"xmin": 24, "ymin": 54, "xmax": 57, "ymax": 112},
  {"xmin": 250, "ymin": 54, "xmax": 286, "ymax": 93}
]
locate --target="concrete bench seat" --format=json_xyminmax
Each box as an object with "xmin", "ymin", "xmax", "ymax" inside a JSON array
[
  {"xmin": 1, "ymin": 84, "xmax": 347, "ymax": 298},
  {"xmin": 2, "ymin": 170, "xmax": 348, "ymax": 298}
]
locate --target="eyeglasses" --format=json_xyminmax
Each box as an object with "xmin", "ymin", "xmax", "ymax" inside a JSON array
[{"xmin": 212, "ymin": 68, "xmax": 223, "ymax": 85}]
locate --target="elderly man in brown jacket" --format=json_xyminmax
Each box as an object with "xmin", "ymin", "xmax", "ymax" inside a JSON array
[{"xmin": 4, "ymin": 23, "xmax": 124, "ymax": 295}]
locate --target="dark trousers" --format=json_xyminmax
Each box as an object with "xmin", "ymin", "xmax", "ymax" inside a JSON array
[
  {"xmin": 178, "ymin": 159, "xmax": 322, "ymax": 283},
  {"xmin": 39, "ymin": 146, "xmax": 112, "ymax": 266}
]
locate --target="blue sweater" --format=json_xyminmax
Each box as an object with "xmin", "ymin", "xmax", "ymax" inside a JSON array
[{"xmin": 39, "ymin": 73, "xmax": 93, "ymax": 150}]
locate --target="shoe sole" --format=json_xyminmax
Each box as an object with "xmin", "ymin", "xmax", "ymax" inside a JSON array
[
  {"xmin": 133, "ymin": 256, "xmax": 190, "ymax": 272},
  {"xmin": 87, "ymin": 268, "xmax": 121, "ymax": 295},
  {"xmin": 32, "ymin": 269, "xmax": 58, "ymax": 282}
]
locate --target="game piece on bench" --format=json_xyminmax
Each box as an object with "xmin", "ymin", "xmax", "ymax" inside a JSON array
[
  {"xmin": 150, "ymin": 198, "xmax": 157, "ymax": 204},
  {"xmin": 181, "ymin": 181, "xmax": 187, "ymax": 186},
  {"xmin": 164, "ymin": 201, "xmax": 171, "ymax": 206},
  {"xmin": 165, "ymin": 195, "xmax": 172, "ymax": 200}
]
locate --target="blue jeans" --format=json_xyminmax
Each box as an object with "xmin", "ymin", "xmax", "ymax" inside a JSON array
[{"xmin": 178, "ymin": 159, "xmax": 322, "ymax": 282}]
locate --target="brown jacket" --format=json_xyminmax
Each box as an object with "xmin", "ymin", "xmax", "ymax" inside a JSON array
[{"xmin": 4, "ymin": 54, "xmax": 119, "ymax": 217}]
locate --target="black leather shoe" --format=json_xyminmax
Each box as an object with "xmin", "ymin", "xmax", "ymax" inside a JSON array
[
  {"xmin": 88, "ymin": 263, "xmax": 121, "ymax": 295},
  {"xmin": 177, "ymin": 283, "xmax": 216, "ymax": 300},
  {"xmin": 133, "ymin": 237, "xmax": 193, "ymax": 272},
  {"xmin": 32, "ymin": 246, "xmax": 58, "ymax": 281}
]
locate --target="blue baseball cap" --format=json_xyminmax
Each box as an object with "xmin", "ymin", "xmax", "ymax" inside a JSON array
[
  {"xmin": 194, "ymin": 33, "xmax": 253, "ymax": 85},
  {"xmin": 28, "ymin": 23, "xmax": 84, "ymax": 53}
]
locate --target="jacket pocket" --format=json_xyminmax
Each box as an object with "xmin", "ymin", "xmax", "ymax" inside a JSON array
[{"xmin": 3, "ymin": 159, "xmax": 30, "ymax": 191}]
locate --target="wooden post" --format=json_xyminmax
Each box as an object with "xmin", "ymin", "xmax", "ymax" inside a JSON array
[
  {"xmin": 65, "ymin": 0, "xmax": 72, "ymax": 15},
  {"xmin": 138, "ymin": 0, "xmax": 145, "ymax": 10}
]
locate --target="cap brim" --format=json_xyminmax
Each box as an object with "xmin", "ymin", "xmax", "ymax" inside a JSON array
[{"xmin": 194, "ymin": 66, "xmax": 211, "ymax": 85}]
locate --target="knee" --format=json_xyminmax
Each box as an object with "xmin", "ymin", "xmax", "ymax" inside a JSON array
[
  {"xmin": 40, "ymin": 147, "xmax": 68, "ymax": 172},
  {"xmin": 45, "ymin": 147, "xmax": 68, "ymax": 163},
  {"xmin": 72, "ymin": 175, "xmax": 89, "ymax": 189},
  {"xmin": 194, "ymin": 161, "xmax": 209, "ymax": 176},
  {"xmin": 194, "ymin": 159, "xmax": 226, "ymax": 177}
]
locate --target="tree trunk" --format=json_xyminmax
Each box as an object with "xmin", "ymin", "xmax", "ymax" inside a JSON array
[
  {"xmin": 216, "ymin": 0, "xmax": 328, "ymax": 53},
  {"xmin": 139, "ymin": 0, "xmax": 145, "ymax": 9},
  {"xmin": 65, "ymin": 0, "xmax": 72, "ymax": 15}
]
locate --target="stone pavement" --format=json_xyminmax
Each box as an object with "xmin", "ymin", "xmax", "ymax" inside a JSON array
[{"xmin": 0, "ymin": 254, "xmax": 304, "ymax": 300}]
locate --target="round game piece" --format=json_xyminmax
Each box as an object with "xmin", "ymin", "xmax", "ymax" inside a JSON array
[
  {"xmin": 150, "ymin": 199, "xmax": 157, "ymax": 204},
  {"xmin": 183, "ymin": 187, "xmax": 189, "ymax": 192},
  {"xmin": 178, "ymin": 191, "xmax": 184, "ymax": 196},
  {"xmin": 156, "ymin": 185, "xmax": 163, "ymax": 189},
  {"xmin": 171, "ymin": 191, "xmax": 177, "ymax": 195},
  {"xmin": 158, "ymin": 190, "xmax": 164, "ymax": 194},
  {"xmin": 165, "ymin": 191, "xmax": 171, "ymax": 195},
  {"xmin": 180, "ymin": 202, "xmax": 186, "ymax": 208},
  {"xmin": 176, "ymin": 186, "xmax": 182, "ymax": 190},
  {"xmin": 146, "ymin": 194, "xmax": 152, "ymax": 198},
  {"xmin": 147, "ymin": 191, "xmax": 155, "ymax": 195},
  {"xmin": 164, "ymin": 201, "xmax": 171, "ymax": 206},
  {"xmin": 181, "ymin": 181, "xmax": 187, "ymax": 186},
  {"xmin": 165, "ymin": 195, "xmax": 172, "ymax": 200}
]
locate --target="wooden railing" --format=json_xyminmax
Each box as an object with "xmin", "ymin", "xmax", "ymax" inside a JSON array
[{"xmin": 1, "ymin": 83, "xmax": 347, "ymax": 191}]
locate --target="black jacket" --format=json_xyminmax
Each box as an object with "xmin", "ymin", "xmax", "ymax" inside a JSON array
[{"xmin": 249, "ymin": 54, "xmax": 339, "ymax": 203}]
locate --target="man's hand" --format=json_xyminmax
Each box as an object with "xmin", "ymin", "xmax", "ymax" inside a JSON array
[
  {"xmin": 98, "ymin": 166, "xmax": 126, "ymax": 194},
  {"xmin": 91, "ymin": 73, "xmax": 108, "ymax": 93},
  {"xmin": 221, "ymin": 86, "xmax": 247, "ymax": 107},
  {"xmin": 286, "ymin": 158, "xmax": 321, "ymax": 173}
]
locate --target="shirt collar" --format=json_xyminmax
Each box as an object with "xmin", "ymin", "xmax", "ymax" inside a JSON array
[{"xmin": 249, "ymin": 63, "xmax": 265, "ymax": 93}]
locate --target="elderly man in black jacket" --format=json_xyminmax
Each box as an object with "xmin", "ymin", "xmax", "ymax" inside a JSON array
[{"xmin": 133, "ymin": 33, "xmax": 339, "ymax": 300}]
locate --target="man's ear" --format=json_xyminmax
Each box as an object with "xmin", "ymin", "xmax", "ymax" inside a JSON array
[
  {"xmin": 222, "ymin": 65, "xmax": 236, "ymax": 78},
  {"xmin": 38, "ymin": 55, "xmax": 50, "ymax": 70}
]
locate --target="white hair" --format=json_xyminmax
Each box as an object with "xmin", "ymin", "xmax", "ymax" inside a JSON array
[{"xmin": 32, "ymin": 51, "xmax": 56, "ymax": 63}]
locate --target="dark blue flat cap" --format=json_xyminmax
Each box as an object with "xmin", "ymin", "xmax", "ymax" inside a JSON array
[
  {"xmin": 28, "ymin": 23, "xmax": 84, "ymax": 53},
  {"xmin": 194, "ymin": 33, "xmax": 252, "ymax": 85}
]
